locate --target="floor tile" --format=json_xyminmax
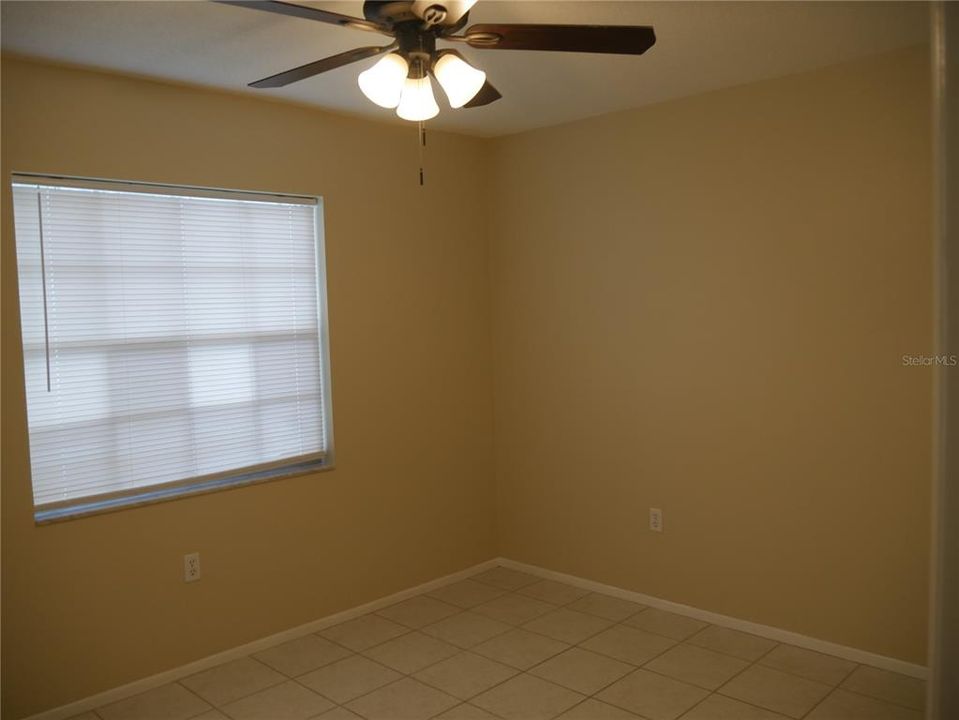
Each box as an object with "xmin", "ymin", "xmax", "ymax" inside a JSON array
[
  {"xmin": 473, "ymin": 593, "xmax": 556, "ymax": 626},
  {"xmin": 566, "ymin": 593, "xmax": 647, "ymax": 622},
  {"xmin": 686, "ymin": 626, "xmax": 776, "ymax": 661},
  {"xmin": 434, "ymin": 704, "xmax": 502, "ymax": 719},
  {"xmin": 472, "ymin": 628, "xmax": 570, "ymax": 670},
  {"xmin": 840, "ymin": 665, "xmax": 925, "ymax": 710},
  {"xmin": 319, "ymin": 614, "xmax": 409, "ymax": 652},
  {"xmin": 414, "ymin": 651, "xmax": 518, "ymax": 700},
  {"xmin": 644, "ymin": 643, "xmax": 749, "ymax": 691},
  {"xmin": 297, "ymin": 655, "xmax": 402, "ymax": 704},
  {"xmin": 472, "ymin": 673, "xmax": 585, "ymax": 720},
  {"xmin": 182, "ymin": 658, "xmax": 285, "ymax": 707},
  {"xmin": 429, "ymin": 580, "xmax": 508, "ymax": 609},
  {"xmin": 806, "ymin": 689, "xmax": 923, "ymax": 720},
  {"xmin": 191, "ymin": 712, "xmax": 230, "ymax": 720},
  {"xmin": 472, "ymin": 566, "xmax": 541, "ymax": 591},
  {"xmin": 678, "ymin": 694, "xmax": 790, "ymax": 719},
  {"xmin": 65, "ymin": 714, "xmax": 102, "ymax": 720},
  {"xmin": 523, "ymin": 608, "xmax": 614, "ymax": 644},
  {"xmin": 315, "ymin": 707, "xmax": 365, "ymax": 719},
  {"xmin": 687, "ymin": 625, "xmax": 776, "ymax": 662},
  {"xmin": 376, "ymin": 595, "xmax": 462, "ymax": 629},
  {"xmin": 623, "ymin": 609, "xmax": 708, "ymax": 641},
  {"xmin": 362, "ymin": 631, "xmax": 460, "ymax": 674},
  {"xmin": 530, "ymin": 647, "xmax": 633, "ymax": 695},
  {"xmin": 96, "ymin": 683, "xmax": 211, "ymax": 720},
  {"xmin": 759, "ymin": 645, "xmax": 856, "ymax": 686},
  {"xmin": 519, "ymin": 580, "xmax": 591, "ymax": 606},
  {"xmin": 422, "ymin": 612, "xmax": 512, "ymax": 648},
  {"xmin": 719, "ymin": 665, "xmax": 832, "ymax": 718},
  {"xmin": 598, "ymin": 668, "xmax": 709, "ymax": 720},
  {"xmin": 219, "ymin": 680, "xmax": 333, "ymax": 720},
  {"xmin": 253, "ymin": 635, "xmax": 352, "ymax": 677},
  {"xmin": 555, "ymin": 698, "xmax": 643, "ymax": 719},
  {"xmin": 346, "ymin": 677, "xmax": 459, "ymax": 720},
  {"xmin": 581, "ymin": 624, "xmax": 676, "ymax": 666}
]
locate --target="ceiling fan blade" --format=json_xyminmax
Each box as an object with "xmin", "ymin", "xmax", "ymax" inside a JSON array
[
  {"xmin": 463, "ymin": 23, "xmax": 655, "ymax": 55},
  {"xmin": 217, "ymin": 1, "xmax": 392, "ymax": 35},
  {"xmin": 463, "ymin": 80, "xmax": 501, "ymax": 108},
  {"xmin": 249, "ymin": 45, "xmax": 394, "ymax": 88}
]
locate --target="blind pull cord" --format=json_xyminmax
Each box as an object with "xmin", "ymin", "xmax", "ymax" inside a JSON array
[{"xmin": 36, "ymin": 191, "xmax": 52, "ymax": 392}]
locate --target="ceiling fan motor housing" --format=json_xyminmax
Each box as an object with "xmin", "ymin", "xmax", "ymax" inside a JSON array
[{"xmin": 363, "ymin": 1, "xmax": 457, "ymax": 27}]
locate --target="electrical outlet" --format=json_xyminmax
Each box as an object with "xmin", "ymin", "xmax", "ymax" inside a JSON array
[
  {"xmin": 184, "ymin": 552, "xmax": 201, "ymax": 582},
  {"xmin": 649, "ymin": 508, "xmax": 663, "ymax": 533}
]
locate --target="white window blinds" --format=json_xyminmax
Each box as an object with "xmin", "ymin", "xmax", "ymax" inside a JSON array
[{"xmin": 12, "ymin": 177, "xmax": 332, "ymax": 518}]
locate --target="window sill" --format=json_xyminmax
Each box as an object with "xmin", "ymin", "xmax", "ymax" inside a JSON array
[{"xmin": 34, "ymin": 458, "xmax": 334, "ymax": 525}]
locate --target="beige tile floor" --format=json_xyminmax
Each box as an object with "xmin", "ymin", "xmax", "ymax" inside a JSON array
[{"xmin": 71, "ymin": 566, "xmax": 926, "ymax": 720}]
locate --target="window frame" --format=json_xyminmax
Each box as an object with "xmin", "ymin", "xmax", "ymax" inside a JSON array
[{"xmin": 10, "ymin": 173, "xmax": 336, "ymax": 524}]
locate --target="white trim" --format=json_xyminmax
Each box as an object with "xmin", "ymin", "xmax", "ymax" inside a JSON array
[
  {"xmin": 313, "ymin": 195, "xmax": 336, "ymax": 471},
  {"xmin": 495, "ymin": 558, "xmax": 929, "ymax": 680},
  {"xmin": 24, "ymin": 558, "xmax": 499, "ymax": 720},
  {"xmin": 11, "ymin": 173, "xmax": 317, "ymax": 205}
]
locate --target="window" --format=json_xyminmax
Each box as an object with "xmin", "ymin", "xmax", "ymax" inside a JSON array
[{"xmin": 11, "ymin": 175, "xmax": 334, "ymax": 522}]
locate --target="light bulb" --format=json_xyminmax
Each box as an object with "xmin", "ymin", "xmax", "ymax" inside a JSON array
[
  {"xmin": 396, "ymin": 76, "xmax": 440, "ymax": 122},
  {"xmin": 358, "ymin": 54, "xmax": 408, "ymax": 109},
  {"xmin": 433, "ymin": 53, "xmax": 486, "ymax": 109}
]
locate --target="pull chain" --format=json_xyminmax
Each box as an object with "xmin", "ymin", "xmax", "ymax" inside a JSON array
[
  {"xmin": 36, "ymin": 190, "xmax": 52, "ymax": 392},
  {"xmin": 418, "ymin": 121, "xmax": 426, "ymax": 186}
]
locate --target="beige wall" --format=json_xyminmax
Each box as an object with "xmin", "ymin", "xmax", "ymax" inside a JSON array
[
  {"xmin": 488, "ymin": 46, "xmax": 933, "ymax": 665},
  {"xmin": 1, "ymin": 45, "xmax": 935, "ymax": 718},
  {"xmin": 0, "ymin": 57, "xmax": 495, "ymax": 719}
]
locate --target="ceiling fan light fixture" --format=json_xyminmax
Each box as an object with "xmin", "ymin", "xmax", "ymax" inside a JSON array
[
  {"xmin": 396, "ymin": 75, "xmax": 440, "ymax": 121},
  {"xmin": 228, "ymin": 0, "xmax": 657, "ymax": 123},
  {"xmin": 358, "ymin": 53, "xmax": 409, "ymax": 108},
  {"xmin": 433, "ymin": 52, "xmax": 486, "ymax": 108}
]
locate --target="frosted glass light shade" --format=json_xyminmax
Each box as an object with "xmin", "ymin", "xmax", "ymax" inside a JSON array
[
  {"xmin": 396, "ymin": 76, "xmax": 440, "ymax": 121},
  {"xmin": 433, "ymin": 53, "xmax": 486, "ymax": 108},
  {"xmin": 358, "ymin": 54, "xmax": 409, "ymax": 108}
]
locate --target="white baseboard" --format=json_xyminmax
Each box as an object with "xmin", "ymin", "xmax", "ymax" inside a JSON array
[
  {"xmin": 25, "ymin": 558, "xmax": 499, "ymax": 720},
  {"xmin": 495, "ymin": 557, "xmax": 928, "ymax": 680}
]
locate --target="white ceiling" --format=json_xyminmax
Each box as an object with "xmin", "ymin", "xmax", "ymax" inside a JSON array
[{"xmin": 1, "ymin": 1, "xmax": 929, "ymax": 137}]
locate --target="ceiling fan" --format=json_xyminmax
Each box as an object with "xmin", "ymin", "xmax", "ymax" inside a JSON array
[{"xmin": 220, "ymin": 0, "xmax": 656, "ymax": 121}]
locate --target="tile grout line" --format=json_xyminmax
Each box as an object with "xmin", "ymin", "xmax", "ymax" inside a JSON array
[
  {"xmin": 288, "ymin": 655, "xmax": 410, "ymax": 715},
  {"xmin": 827, "ymin": 685, "xmax": 926, "ymax": 714},
  {"xmin": 796, "ymin": 658, "xmax": 874, "ymax": 720},
  {"xmin": 675, "ymin": 640, "xmax": 788, "ymax": 720},
  {"xmin": 584, "ymin": 624, "xmax": 710, "ymax": 718},
  {"xmin": 799, "ymin": 684, "xmax": 844, "ymax": 720},
  {"xmin": 197, "ymin": 655, "xmax": 290, "ymax": 710},
  {"xmin": 176, "ymin": 680, "xmax": 221, "ymax": 717}
]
